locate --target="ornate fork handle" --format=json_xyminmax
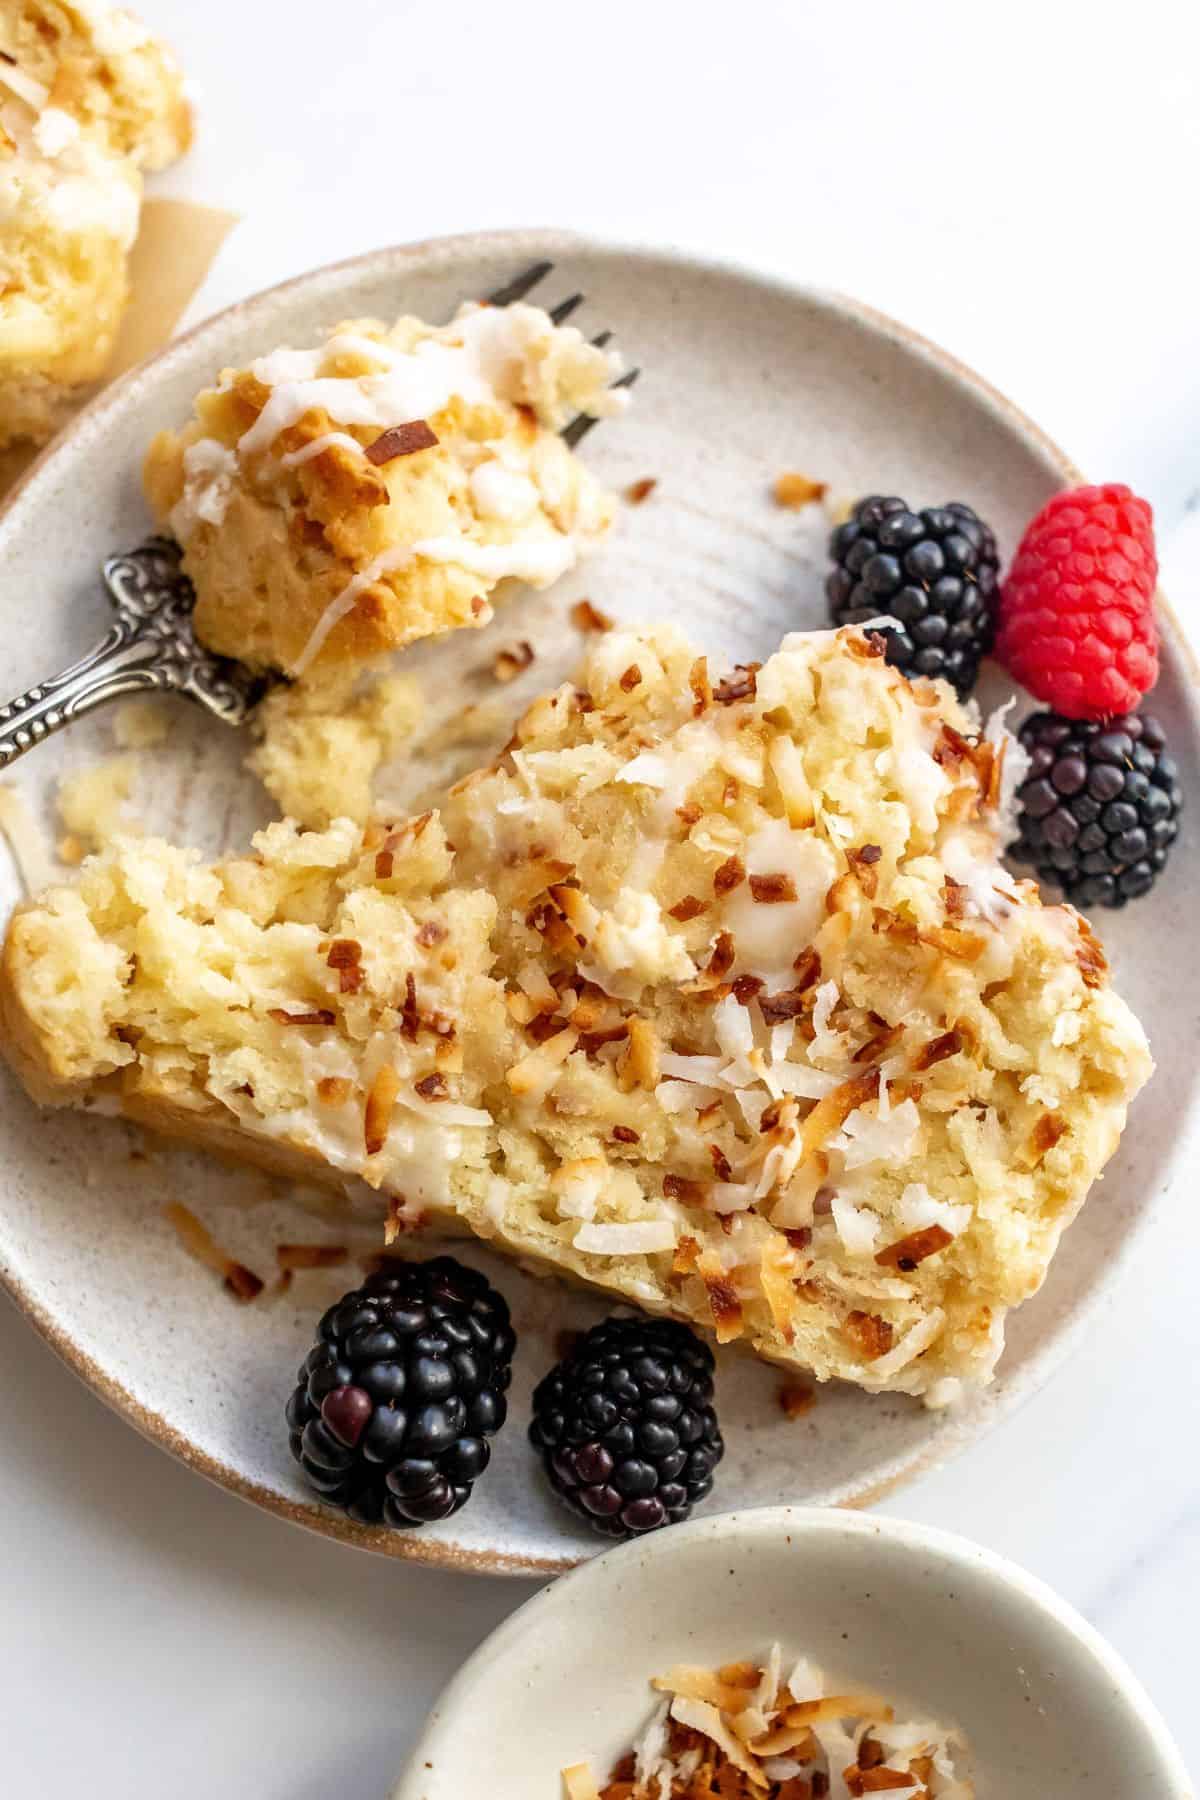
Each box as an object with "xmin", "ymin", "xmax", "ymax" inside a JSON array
[{"xmin": 0, "ymin": 538, "xmax": 265, "ymax": 770}]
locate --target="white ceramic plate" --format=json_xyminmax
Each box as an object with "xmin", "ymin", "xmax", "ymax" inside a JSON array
[
  {"xmin": 0, "ymin": 229, "xmax": 1196, "ymax": 1574},
  {"xmin": 390, "ymin": 1507, "xmax": 1192, "ymax": 1798}
]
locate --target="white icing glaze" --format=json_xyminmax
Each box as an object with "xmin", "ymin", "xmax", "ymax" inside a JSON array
[
  {"xmin": 279, "ymin": 431, "xmax": 368, "ymax": 469},
  {"xmin": 169, "ymin": 438, "xmax": 239, "ymax": 538},
  {"xmin": 290, "ymin": 546, "xmax": 416, "ymax": 677},
  {"xmin": 469, "ymin": 458, "xmax": 539, "ymax": 521},
  {"xmin": 237, "ymin": 304, "xmax": 605, "ymax": 459},
  {"xmin": 409, "ymin": 532, "xmax": 576, "ymax": 586},
  {"xmin": 721, "ymin": 818, "xmax": 837, "ymax": 979}
]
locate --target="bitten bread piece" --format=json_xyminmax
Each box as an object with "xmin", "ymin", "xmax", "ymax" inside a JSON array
[
  {"xmin": 143, "ymin": 304, "xmax": 625, "ymax": 681},
  {"xmin": 0, "ymin": 626, "xmax": 1151, "ymax": 1401},
  {"xmin": 0, "ymin": 1, "xmax": 191, "ymax": 447}
]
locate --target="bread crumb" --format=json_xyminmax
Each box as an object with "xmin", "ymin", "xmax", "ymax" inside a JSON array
[
  {"xmin": 247, "ymin": 672, "xmax": 424, "ymax": 828},
  {"xmin": 773, "ymin": 471, "xmax": 828, "ymax": 510},
  {"xmin": 56, "ymin": 755, "xmax": 139, "ymax": 852},
  {"xmin": 626, "ymin": 477, "xmax": 657, "ymax": 504},
  {"xmin": 778, "ymin": 1382, "xmax": 815, "ymax": 1419}
]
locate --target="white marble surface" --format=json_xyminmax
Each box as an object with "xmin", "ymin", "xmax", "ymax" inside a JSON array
[{"xmin": 2, "ymin": 1, "xmax": 1199, "ymax": 1793}]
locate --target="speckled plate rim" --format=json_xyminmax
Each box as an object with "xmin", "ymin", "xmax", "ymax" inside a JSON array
[
  {"xmin": 1, "ymin": 225, "xmax": 1197, "ymax": 1576},
  {"xmin": 390, "ymin": 1507, "xmax": 1195, "ymax": 1797}
]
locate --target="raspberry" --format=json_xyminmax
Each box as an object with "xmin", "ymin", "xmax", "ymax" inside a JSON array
[{"xmin": 994, "ymin": 483, "xmax": 1158, "ymax": 720}]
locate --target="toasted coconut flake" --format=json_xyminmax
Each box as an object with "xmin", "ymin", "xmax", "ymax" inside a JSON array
[
  {"xmin": 619, "ymin": 664, "xmax": 644, "ymax": 693},
  {"xmin": 943, "ymin": 876, "xmax": 969, "ymax": 919},
  {"xmin": 1020, "ymin": 1111, "xmax": 1067, "ymax": 1168},
  {"xmin": 758, "ymin": 986, "xmax": 812, "ymax": 1025},
  {"xmin": 268, "ymin": 1007, "xmax": 336, "ymax": 1027},
  {"xmin": 571, "ymin": 598, "xmax": 613, "ymax": 633},
  {"xmin": 717, "ymin": 1661, "xmax": 761, "ymax": 1689},
  {"xmin": 494, "ymin": 641, "xmax": 536, "ymax": 683},
  {"xmin": 414, "ymin": 1071, "xmax": 449, "ymax": 1101},
  {"xmin": 799, "ymin": 1070, "xmax": 880, "ymax": 1165},
  {"xmin": 875, "ymin": 1225, "xmax": 953, "ymax": 1271},
  {"xmin": 668, "ymin": 1698, "xmax": 768, "ymax": 1789},
  {"xmin": 652, "ymin": 1666, "xmax": 752, "ymax": 1710},
  {"xmin": 669, "ymin": 895, "xmax": 708, "ymax": 921},
  {"xmin": 844, "ymin": 1764, "xmax": 919, "ymax": 1793},
  {"xmin": 561, "ymin": 1762, "xmax": 603, "ymax": 1800},
  {"xmin": 759, "ymin": 1232, "xmax": 801, "ymax": 1342},
  {"xmin": 842, "ymin": 1310, "xmax": 895, "ymax": 1361},
  {"xmin": 163, "ymin": 1203, "xmax": 264, "ymax": 1302},
  {"xmin": 910, "ymin": 1029, "xmax": 963, "ymax": 1071},
  {"xmin": 664, "ymin": 1173, "xmax": 709, "ymax": 1205},
  {"xmin": 768, "ymin": 735, "xmax": 816, "ymax": 829},
  {"xmin": 689, "ymin": 656, "xmax": 713, "ymax": 715},
  {"xmin": 714, "ymin": 855, "xmax": 747, "ymax": 895},
  {"xmin": 825, "ymin": 869, "xmax": 861, "ymax": 915},
  {"xmin": 750, "ymin": 1722, "xmax": 818, "ymax": 1758},
  {"xmin": 672, "ymin": 1235, "xmax": 702, "ymax": 1275},
  {"xmin": 749, "ymin": 872, "xmax": 798, "ymax": 904},
  {"xmin": 778, "ymin": 1382, "xmax": 816, "ymax": 1419},
  {"xmin": 1074, "ymin": 914, "xmax": 1108, "ymax": 989},
  {"xmin": 364, "ymin": 419, "xmax": 438, "ymax": 464},
  {"xmin": 316, "ymin": 1076, "xmax": 352, "ymax": 1106},
  {"xmin": 706, "ymin": 932, "xmax": 736, "ymax": 982},
  {"xmin": 398, "ymin": 971, "xmax": 420, "ymax": 1041},
  {"xmin": 846, "ymin": 844, "xmax": 882, "ymax": 899},
  {"xmin": 773, "ymin": 471, "xmax": 828, "ymax": 509},
  {"xmin": 508, "ymin": 1027, "xmax": 579, "ymax": 1099},
  {"xmin": 276, "ymin": 1243, "xmax": 348, "ymax": 1271},
  {"xmin": 785, "ymin": 1695, "xmax": 895, "ymax": 1726},
  {"xmin": 853, "ymin": 1024, "xmax": 904, "ymax": 1065},
  {"xmin": 620, "ymin": 1016, "xmax": 660, "ymax": 1091},
  {"xmin": 713, "ymin": 664, "xmax": 761, "ymax": 706},
  {"xmin": 791, "ymin": 946, "xmax": 822, "ymax": 987},
  {"xmin": 698, "ymin": 1251, "xmax": 744, "ymax": 1343},
  {"xmin": 364, "ymin": 1064, "xmax": 401, "ymax": 1154},
  {"xmin": 919, "ymin": 925, "xmax": 988, "ymax": 962}
]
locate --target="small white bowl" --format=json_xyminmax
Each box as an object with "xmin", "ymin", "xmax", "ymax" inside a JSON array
[{"xmin": 391, "ymin": 1507, "xmax": 1192, "ymax": 1799}]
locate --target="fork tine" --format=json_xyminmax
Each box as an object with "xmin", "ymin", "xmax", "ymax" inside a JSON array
[
  {"xmin": 591, "ymin": 330, "xmax": 613, "ymax": 348},
  {"xmin": 549, "ymin": 292, "xmax": 585, "ymax": 325},
  {"xmin": 560, "ymin": 367, "xmax": 641, "ymax": 449},
  {"xmin": 486, "ymin": 261, "xmax": 554, "ymax": 307}
]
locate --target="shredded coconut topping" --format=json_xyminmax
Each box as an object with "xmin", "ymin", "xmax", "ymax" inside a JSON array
[{"xmin": 566, "ymin": 1645, "xmax": 975, "ymax": 1797}]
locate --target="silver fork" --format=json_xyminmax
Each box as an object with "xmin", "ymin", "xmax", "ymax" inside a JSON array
[{"xmin": 0, "ymin": 262, "xmax": 637, "ymax": 769}]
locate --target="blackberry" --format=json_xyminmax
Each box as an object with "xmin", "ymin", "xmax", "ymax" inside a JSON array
[
  {"xmin": 529, "ymin": 1317, "xmax": 724, "ymax": 1539},
  {"xmin": 286, "ymin": 1257, "xmax": 515, "ymax": 1527},
  {"xmin": 1012, "ymin": 711, "xmax": 1182, "ymax": 908},
  {"xmin": 826, "ymin": 495, "xmax": 999, "ymax": 697}
]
